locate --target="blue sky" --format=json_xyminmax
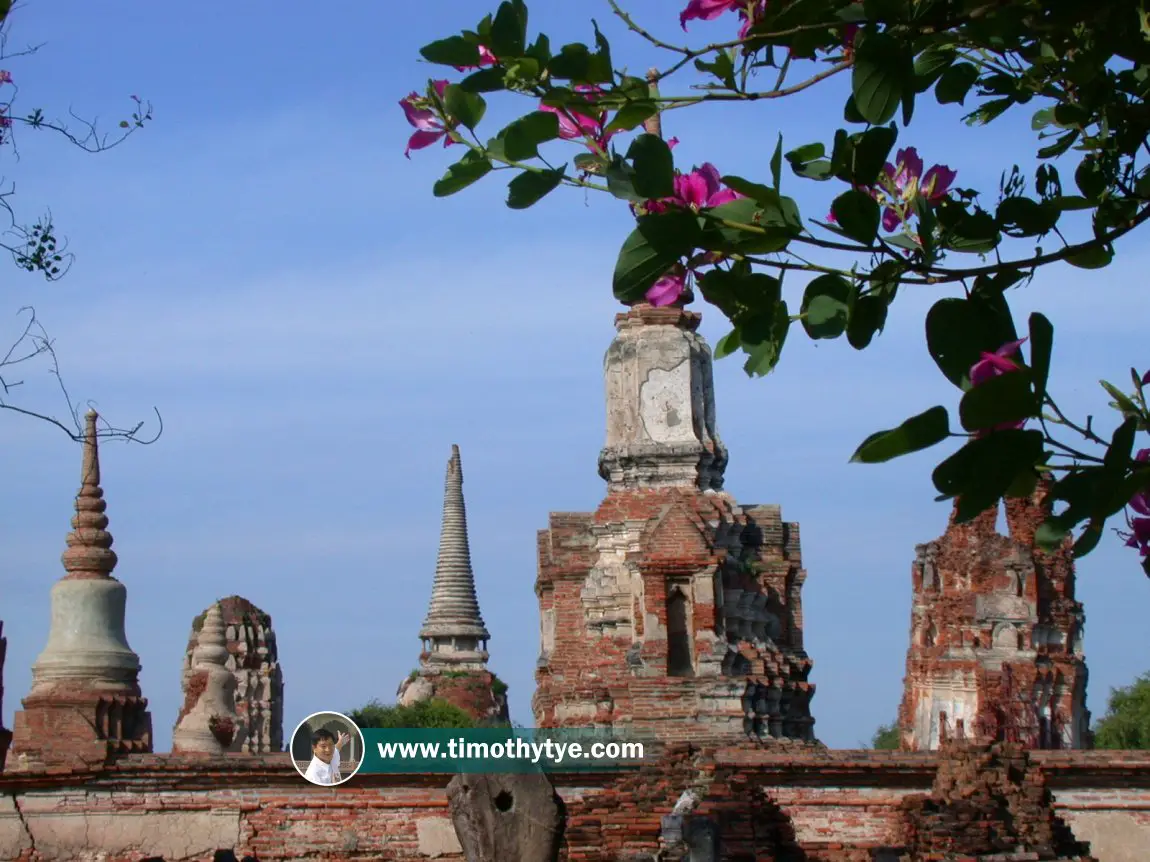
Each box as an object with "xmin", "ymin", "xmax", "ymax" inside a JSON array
[{"xmin": 0, "ymin": 0, "xmax": 1146, "ymax": 751}]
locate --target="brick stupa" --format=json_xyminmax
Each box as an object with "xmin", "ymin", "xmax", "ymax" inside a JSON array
[
  {"xmin": 396, "ymin": 445, "xmax": 509, "ymax": 723},
  {"xmin": 181, "ymin": 596, "xmax": 284, "ymax": 753},
  {"xmin": 898, "ymin": 481, "xmax": 1089, "ymax": 750},
  {"xmin": 533, "ymin": 303, "xmax": 816, "ymax": 743},
  {"xmin": 10, "ymin": 410, "xmax": 152, "ymax": 769}
]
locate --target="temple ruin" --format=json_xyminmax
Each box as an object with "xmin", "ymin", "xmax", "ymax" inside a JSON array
[
  {"xmin": 533, "ymin": 304, "xmax": 815, "ymax": 742},
  {"xmin": 898, "ymin": 483, "xmax": 1090, "ymax": 752},
  {"xmin": 395, "ymin": 444, "xmax": 509, "ymax": 724},
  {"xmin": 8, "ymin": 410, "xmax": 153, "ymax": 770},
  {"xmin": 181, "ymin": 596, "xmax": 283, "ymax": 754},
  {"xmin": 0, "ymin": 312, "xmax": 1146, "ymax": 861}
]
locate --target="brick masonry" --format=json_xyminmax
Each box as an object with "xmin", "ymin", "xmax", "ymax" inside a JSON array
[
  {"xmin": 898, "ymin": 482, "xmax": 1089, "ymax": 752},
  {"xmin": 0, "ymin": 748, "xmax": 1147, "ymax": 861},
  {"xmin": 533, "ymin": 306, "xmax": 815, "ymax": 745}
]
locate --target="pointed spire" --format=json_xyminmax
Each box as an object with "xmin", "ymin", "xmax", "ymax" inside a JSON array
[
  {"xmin": 61, "ymin": 410, "xmax": 118, "ymax": 580},
  {"xmin": 419, "ymin": 445, "xmax": 490, "ymax": 666}
]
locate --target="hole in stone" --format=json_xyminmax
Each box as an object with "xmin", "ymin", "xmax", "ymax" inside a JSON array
[{"xmin": 494, "ymin": 790, "xmax": 514, "ymax": 812}]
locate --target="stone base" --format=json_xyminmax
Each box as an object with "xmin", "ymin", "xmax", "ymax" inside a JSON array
[{"xmin": 10, "ymin": 691, "xmax": 152, "ymax": 770}]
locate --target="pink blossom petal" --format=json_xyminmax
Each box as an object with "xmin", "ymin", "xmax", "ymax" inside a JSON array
[
  {"xmin": 1131, "ymin": 493, "xmax": 1150, "ymax": 518},
  {"xmin": 1142, "ymin": 370, "xmax": 1150, "ymax": 386},
  {"xmin": 675, "ymin": 172, "xmax": 711, "ymax": 208},
  {"xmin": 647, "ymin": 271, "xmax": 686, "ymax": 306},
  {"xmin": 881, "ymin": 206, "xmax": 903, "ymax": 233},
  {"xmin": 995, "ymin": 337, "xmax": 1027, "ymax": 359},
  {"xmin": 893, "ymin": 147, "xmax": 924, "ymax": 190},
  {"xmin": 667, "ymin": 137, "xmax": 680, "ymax": 149},
  {"xmin": 922, "ymin": 164, "xmax": 957, "ymax": 201},
  {"xmin": 706, "ymin": 188, "xmax": 740, "ymax": 207},
  {"xmin": 405, "ymin": 129, "xmax": 445, "ymax": 158},
  {"xmin": 680, "ymin": 0, "xmax": 741, "ymax": 30}
]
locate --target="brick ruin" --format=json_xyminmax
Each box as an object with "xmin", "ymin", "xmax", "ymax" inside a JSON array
[
  {"xmin": 8, "ymin": 410, "xmax": 153, "ymax": 771},
  {"xmin": 534, "ymin": 304, "xmax": 815, "ymax": 744},
  {"xmin": 898, "ymin": 485, "xmax": 1089, "ymax": 752},
  {"xmin": 395, "ymin": 444, "xmax": 509, "ymax": 724},
  {"xmin": 182, "ymin": 596, "xmax": 283, "ymax": 754},
  {"xmin": 897, "ymin": 741, "xmax": 1096, "ymax": 861},
  {"xmin": 0, "ymin": 313, "xmax": 1148, "ymax": 861}
]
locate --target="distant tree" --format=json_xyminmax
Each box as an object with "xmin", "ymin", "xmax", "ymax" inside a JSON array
[
  {"xmin": 348, "ymin": 698, "xmax": 480, "ymax": 729},
  {"xmin": 0, "ymin": 3, "xmax": 157, "ymax": 443},
  {"xmin": 869, "ymin": 721, "xmax": 901, "ymax": 750},
  {"xmin": 1092, "ymin": 672, "xmax": 1150, "ymax": 750}
]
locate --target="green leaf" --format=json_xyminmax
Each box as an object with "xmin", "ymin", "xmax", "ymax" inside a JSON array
[
  {"xmin": 851, "ymin": 33, "xmax": 908, "ymax": 125},
  {"xmin": 714, "ymin": 329, "xmax": 741, "ymax": 360},
  {"xmin": 604, "ymin": 100, "xmax": 658, "ymax": 134},
  {"xmin": 800, "ymin": 273, "xmax": 850, "ymax": 340},
  {"xmin": 932, "ymin": 430, "xmax": 1046, "ymax": 521},
  {"xmin": 770, "ymin": 133, "xmax": 783, "ymax": 191},
  {"xmin": 501, "ymin": 111, "xmax": 560, "ymax": 160},
  {"xmin": 925, "ymin": 295, "xmax": 1018, "ymax": 389},
  {"xmin": 742, "ymin": 300, "xmax": 790, "ymax": 377},
  {"xmin": 718, "ymin": 178, "xmax": 802, "ymax": 228},
  {"xmin": 460, "ymin": 67, "xmax": 507, "ymax": 93},
  {"xmin": 1101, "ymin": 380, "xmax": 1141, "ymax": 418},
  {"xmin": 914, "ymin": 45, "xmax": 955, "ymax": 92},
  {"xmin": 831, "ymin": 189, "xmax": 881, "ymax": 245},
  {"xmin": 490, "ymin": 0, "xmax": 527, "ymax": 58},
  {"xmin": 507, "ymin": 167, "xmax": 565, "ymax": 209},
  {"xmin": 611, "ymin": 212, "xmax": 700, "ymax": 302},
  {"xmin": 445, "ymin": 85, "xmax": 486, "ymax": 131},
  {"xmin": 703, "ymin": 196, "xmax": 798, "ymax": 254},
  {"xmin": 432, "ymin": 154, "xmax": 492, "ymax": 197},
  {"xmin": 847, "ymin": 294, "xmax": 888, "ymax": 349},
  {"xmin": 958, "ymin": 371, "xmax": 1035, "ymax": 432},
  {"xmin": 935, "ymin": 62, "xmax": 979, "ymax": 105},
  {"xmin": 421, "ymin": 36, "xmax": 482, "ymax": 67},
  {"xmin": 853, "ymin": 125, "xmax": 897, "ymax": 186},
  {"xmin": 627, "ymin": 134, "xmax": 675, "ymax": 199},
  {"xmin": 1029, "ymin": 313, "xmax": 1053, "ymax": 407},
  {"xmin": 1066, "ymin": 244, "xmax": 1113, "ymax": 269},
  {"xmin": 851, "ymin": 406, "xmax": 950, "ymax": 464},
  {"xmin": 996, "ymin": 197, "xmax": 1058, "ymax": 237}
]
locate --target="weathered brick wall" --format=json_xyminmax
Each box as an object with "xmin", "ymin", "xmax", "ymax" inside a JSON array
[{"xmin": 1, "ymin": 749, "xmax": 1147, "ymax": 862}]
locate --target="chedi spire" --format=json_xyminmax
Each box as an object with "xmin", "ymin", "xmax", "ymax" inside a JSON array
[
  {"xmin": 418, "ymin": 444, "xmax": 490, "ymax": 668},
  {"xmin": 11, "ymin": 410, "xmax": 152, "ymax": 768}
]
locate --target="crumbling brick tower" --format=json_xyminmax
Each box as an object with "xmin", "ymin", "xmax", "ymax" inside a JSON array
[
  {"xmin": 533, "ymin": 303, "xmax": 816, "ymax": 743},
  {"xmin": 898, "ymin": 482, "xmax": 1089, "ymax": 751},
  {"xmin": 396, "ymin": 445, "xmax": 510, "ymax": 723},
  {"xmin": 182, "ymin": 596, "xmax": 284, "ymax": 752},
  {"xmin": 10, "ymin": 411, "xmax": 152, "ymax": 769}
]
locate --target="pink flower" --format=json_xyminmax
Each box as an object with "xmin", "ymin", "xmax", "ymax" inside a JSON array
[
  {"xmin": 0, "ymin": 71, "xmax": 11, "ymax": 85},
  {"xmin": 876, "ymin": 147, "xmax": 957, "ymax": 232},
  {"xmin": 970, "ymin": 338, "xmax": 1027, "ymax": 387},
  {"xmin": 455, "ymin": 45, "xmax": 498, "ymax": 72},
  {"xmin": 540, "ymin": 85, "xmax": 614, "ymax": 151},
  {"xmin": 680, "ymin": 0, "xmax": 768, "ymax": 38},
  {"xmin": 1141, "ymin": 370, "xmax": 1150, "ymax": 386},
  {"xmin": 400, "ymin": 80, "xmax": 454, "ymax": 158},
  {"xmin": 1130, "ymin": 449, "xmax": 1150, "ymax": 518},
  {"xmin": 646, "ymin": 163, "xmax": 742, "ymax": 214},
  {"xmin": 1124, "ymin": 514, "xmax": 1150, "ymax": 557},
  {"xmin": 968, "ymin": 338, "xmax": 1029, "ymax": 432},
  {"xmin": 680, "ymin": 0, "xmax": 742, "ymax": 29},
  {"xmin": 646, "ymin": 267, "xmax": 687, "ymax": 307}
]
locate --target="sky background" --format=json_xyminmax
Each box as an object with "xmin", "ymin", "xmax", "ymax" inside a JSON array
[{"xmin": 0, "ymin": 0, "xmax": 1147, "ymax": 751}]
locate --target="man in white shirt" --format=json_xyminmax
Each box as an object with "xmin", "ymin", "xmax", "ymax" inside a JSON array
[{"xmin": 303, "ymin": 728, "xmax": 351, "ymax": 785}]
